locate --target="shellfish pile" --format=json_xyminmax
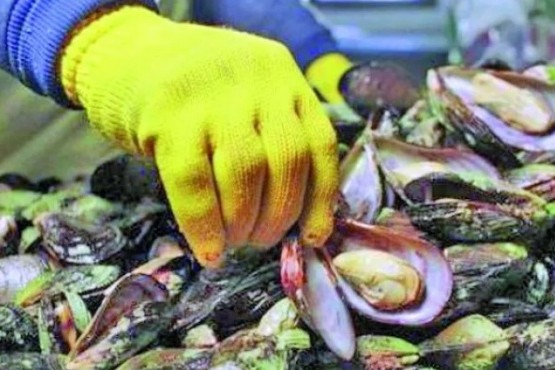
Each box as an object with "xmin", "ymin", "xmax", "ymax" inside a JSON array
[{"xmin": 3, "ymin": 62, "xmax": 555, "ymax": 369}]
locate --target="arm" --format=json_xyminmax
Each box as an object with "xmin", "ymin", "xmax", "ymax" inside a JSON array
[
  {"xmin": 0, "ymin": 0, "xmax": 157, "ymax": 105},
  {"xmin": 0, "ymin": 1, "xmax": 339, "ymax": 268},
  {"xmin": 192, "ymin": 0, "xmax": 352, "ymax": 103}
]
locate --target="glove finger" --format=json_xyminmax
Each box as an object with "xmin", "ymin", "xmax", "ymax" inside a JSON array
[
  {"xmin": 212, "ymin": 124, "xmax": 267, "ymax": 247},
  {"xmin": 249, "ymin": 108, "xmax": 311, "ymax": 248},
  {"xmin": 156, "ymin": 140, "xmax": 226, "ymax": 269},
  {"xmin": 297, "ymin": 90, "xmax": 340, "ymax": 247}
]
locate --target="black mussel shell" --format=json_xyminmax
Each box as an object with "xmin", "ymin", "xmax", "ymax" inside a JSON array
[
  {"xmin": 90, "ymin": 155, "xmax": 166, "ymax": 203},
  {"xmin": 404, "ymin": 173, "xmax": 521, "ymax": 204},
  {"xmin": 0, "ymin": 174, "xmax": 37, "ymax": 192},
  {"xmin": 0, "ymin": 304, "xmax": 39, "ymax": 352},
  {"xmin": 340, "ymin": 62, "xmax": 421, "ymax": 118},
  {"xmin": 440, "ymin": 89, "xmax": 521, "ymax": 169},
  {"xmin": 406, "ymin": 200, "xmax": 552, "ymax": 245}
]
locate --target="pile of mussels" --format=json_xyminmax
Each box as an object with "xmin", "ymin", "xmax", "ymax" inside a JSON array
[{"xmin": 3, "ymin": 62, "xmax": 555, "ymax": 370}]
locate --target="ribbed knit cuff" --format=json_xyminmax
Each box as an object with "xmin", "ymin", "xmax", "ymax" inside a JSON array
[
  {"xmin": 5, "ymin": 0, "xmax": 158, "ymax": 107},
  {"xmin": 292, "ymin": 31, "xmax": 340, "ymax": 72}
]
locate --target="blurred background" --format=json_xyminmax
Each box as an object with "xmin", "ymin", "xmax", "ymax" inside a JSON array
[{"xmin": 308, "ymin": 0, "xmax": 555, "ymax": 82}]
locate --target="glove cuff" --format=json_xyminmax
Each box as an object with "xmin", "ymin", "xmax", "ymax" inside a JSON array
[
  {"xmin": 306, "ymin": 53, "xmax": 352, "ymax": 104},
  {"xmin": 5, "ymin": 0, "xmax": 158, "ymax": 106},
  {"xmin": 292, "ymin": 31, "xmax": 340, "ymax": 72}
]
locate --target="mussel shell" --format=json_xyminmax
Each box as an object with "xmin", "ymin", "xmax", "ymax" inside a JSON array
[
  {"xmin": 211, "ymin": 268, "xmax": 283, "ymax": 338},
  {"xmin": 0, "ymin": 215, "xmax": 18, "ymax": 257},
  {"xmin": 0, "ymin": 352, "xmax": 67, "ymax": 370},
  {"xmin": 15, "ymin": 265, "xmax": 121, "ymax": 307},
  {"xmin": 505, "ymin": 164, "xmax": 555, "ymax": 201},
  {"xmin": 0, "ymin": 174, "xmax": 38, "ymax": 192},
  {"xmin": 339, "ymin": 62, "xmax": 421, "ymax": 118},
  {"xmin": 433, "ymin": 67, "xmax": 555, "ymax": 158},
  {"xmin": 335, "ymin": 219, "xmax": 453, "ymax": 326},
  {"xmin": 339, "ymin": 124, "xmax": 383, "ymax": 223},
  {"xmin": 501, "ymin": 318, "xmax": 555, "ymax": 370},
  {"xmin": 444, "ymin": 243, "xmax": 533, "ymax": 315},
  {"xmin": 406, "ymin": 200, "xmax": 552, "ymax": 245},
  {"xmin": 0, "ymin": 304, "xmax": 39, "ymax": 352},
  {"xmin": 0, "ymin": 254, "xmax": 50, "ymax": 304},
  {"xmin": 280, "ymin": 239, "xmax": 356, "ymax": 360},
  {"xmin": 68, "ymin": 301, "xmax": 173, "ymax": 370},
  {"xmin": 73, "ymin": 273, "xmax": 168, "ymax": 356},
  {"xmin": 373, "ymin": 135, "xmax": 502, "ymax": 203},
  {"xmin": 90, "ymin": 155, "xmax": 166, "ymax": 203},
  {"xmin": 115, "ymin": 348, "xmax": 213, "ymax": 370},
  {"xmin": 36, "ymin": 213, "xmax": 128, "ymax": 265}
]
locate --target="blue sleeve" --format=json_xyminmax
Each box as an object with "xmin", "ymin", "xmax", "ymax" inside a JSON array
[
  {"xmin": 0, "ymin": 0, "xmax": 158, "ymax": 106},
  {"xmin": 0, "ymin": 0, "xmax": 15, "ymax": 71},
  {"xmin": 191, "ymin": 0, "xmax": 339, "ymax": 71}
]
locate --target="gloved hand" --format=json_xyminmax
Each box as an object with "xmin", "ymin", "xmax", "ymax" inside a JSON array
[
  {"xmin": 60, "ymin": 6, "xmax": 339, "ymax": 268},
  {"xmin": 192, "ymin": 0, "xmax": 353, "ymax": 104}
]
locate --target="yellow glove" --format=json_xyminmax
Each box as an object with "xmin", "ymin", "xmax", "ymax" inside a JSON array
[
  {"xmin": 60, "ymin": 6, "xmax": 339, "ymax": 268},
  {"xmin": 306, "ymin": 53, "xmax": 353, "ymax": 104}
]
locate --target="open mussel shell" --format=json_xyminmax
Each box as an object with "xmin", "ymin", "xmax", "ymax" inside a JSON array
[
  {"xmin": 373, "ymin": 135, "xmax": 502, "ymax": 203},
  {"xmin": 72, "ymin": 273, "xmax": 169, "ymax": 357},
  {"xmin": 335, "ymin": 219, "xmax": 453, "ymax": 326},
  {"xmin": 67, "ymin": 301, "xmax": 173, "ymax": 370},
  {"xmin": 431, "ymin": 67, "xmax": 555, "ymax": 162},
  {"xmin": 407, "ymin": 200, "xmax": 553, "ymax": 245},
  {"xmin": 339, "ymin": 124, "xmax": 383, "ymax": 223},
  {"xmin": 280, "ymin": 238, "xmax": 356, "ymax": 360},
  {"xmin": 403, "ymin": 172, "xmax": 542, "ymax": 206},
  {"xmin": 339, "ymin": 62, "xmax": 421, "ymax": 118}
]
